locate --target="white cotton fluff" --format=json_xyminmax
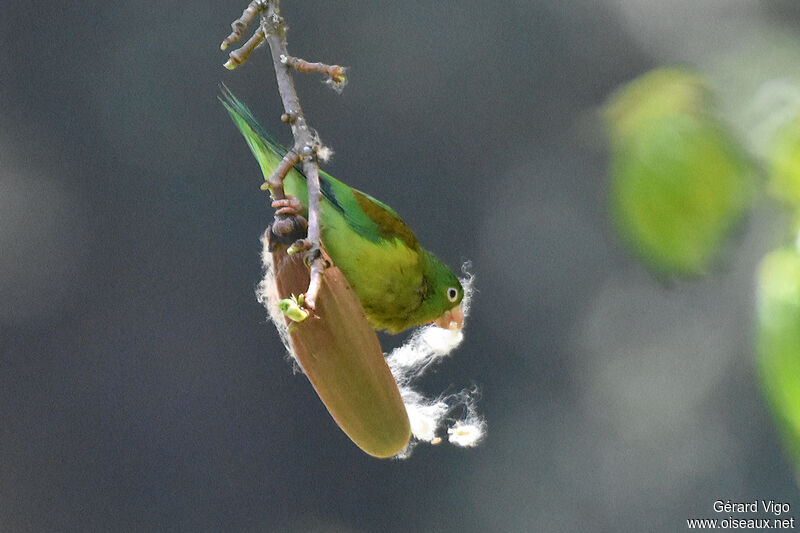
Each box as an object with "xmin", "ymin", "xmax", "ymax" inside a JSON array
[
  {"xmin": 401, "ymin": 389, "xmax": 449, "ymax": 443},
  {"xmin": 388, "ymin": 265, "xmax": 486, "ymax": 459},
  {"xmin": 387, "ymin": 326, "xmax": 464, "ymax": 382},
  {"xmin": 448, "ymin": 419, "xmax": 486, "ymax": 447},
  {"xmin": 255, "ymin": 230, "xmax": 301, "ymax": 371},
  {"xmin": 446, "ymin": 388, "xmax": 487, "ymax": 448}
]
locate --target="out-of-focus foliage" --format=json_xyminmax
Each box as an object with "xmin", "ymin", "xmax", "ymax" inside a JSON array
[
  {"xmin": 605, "ymin": 69, "xmax": 800, "ymax": 473},
  {"xmin": 757, "ymin": 247, "xmax": 800, "ymax": 465},
  {"xmin": 605, "ymin": 68, "xmax": 754, "ymax": 276},
  {"xmin": 756, "ymin": 95, "xmax": 800, "ymax": 471},
  {"xmin": 768, "ymin": 114, "xmax": 800, "ymax": 212}
]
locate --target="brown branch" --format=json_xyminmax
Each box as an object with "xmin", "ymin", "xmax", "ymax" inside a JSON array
[
  {"xmin": 301, "ymin": 161, "xmax": 323, "ymax": 308},
  {"xmin": 260, "ymin": 149, "xmax": 300, "ymax": 199},
  {"xmin": 222, "ymin": 0, "xmax": 344, "ymax": 309},
  {"xmin": 284, "ymin": 56, "xmax": 347, "ymax": 85},
  {"xmin": 220, "ymin": 0, "xmax": 265, "ymax": 51},
  {"xmin": 259, "ymin": 0, "xmax": 330, "ymax": 309},
  {"xmin": 224, "ymin": 27, "xmax": 266, "ymax": 70}
]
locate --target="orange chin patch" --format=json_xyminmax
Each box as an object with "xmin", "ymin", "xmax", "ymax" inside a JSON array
[{"xmin": 433, "ymin": 303, "xmax": 464, "ymax": 330}]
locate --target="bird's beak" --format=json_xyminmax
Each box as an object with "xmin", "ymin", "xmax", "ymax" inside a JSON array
[{"xmin": 434, "ymin": 303, "xmax": 464, "ymax": 330}]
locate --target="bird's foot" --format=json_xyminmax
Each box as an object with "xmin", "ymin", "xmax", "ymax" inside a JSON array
[
  {"xmin": 303, "ymin": 244, "xmax": 324, "ymax": 268},
  {"xmin": 268, "ymin": 213, "xmax": 308, "ymax": 252},
  {"xmin": 287, "ymin": 238, "xmax": 319, "ymax": 261},
  {"xmin": 287, "ymin": 240, "xmax": 328, "ymax": 268},
  {"xmin": 287, "ymin": 238, "xmax": 312, "ymax": 256},
  {"xmin": 271, "ymin": 196, "xmax": 303, "ymax": 217}
]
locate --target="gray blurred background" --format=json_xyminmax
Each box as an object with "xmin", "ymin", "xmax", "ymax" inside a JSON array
[{"xmin": 3, "ymin": 1, "xmax": 800, "ymax": 531}]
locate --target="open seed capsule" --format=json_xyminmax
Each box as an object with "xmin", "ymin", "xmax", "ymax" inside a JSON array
[{"xmin": 272, "ymin": 245, "xmax": 411, "ymax": 458}]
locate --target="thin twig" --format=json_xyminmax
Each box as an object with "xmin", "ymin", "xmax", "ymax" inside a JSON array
[
  {"xmin": 302, "ymin": 161, "xmax": 323, "ymax": 308},
  {"xmin": 260, "ymin": 149, "xmax": 300, "ymax": 199},
  {"xmin": 284, "ymin": 56, "xmax": 347, "ymax": 85},
  {"xmin": 222, "ymin": 0, "xmax": 340, "ymax": 309},
  {"xmin": 221, "ymin": 0, "xmax": 265, "ymax": 51},
  {"xmin": 259, "ymin": 0, "xmax": 327, "ymax": 309},
  {"xmin": 224, "ymin": 27, "xmax": 266, "ymax": 70}
]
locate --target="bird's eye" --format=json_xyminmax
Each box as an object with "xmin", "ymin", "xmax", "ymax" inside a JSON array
[{"xmin": 446, "ymin": 287, "xmax": 459, "ymax": 302}]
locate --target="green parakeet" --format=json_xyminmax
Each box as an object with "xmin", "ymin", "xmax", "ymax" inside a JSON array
[{"xmin": 221, "ymin": 89, "xmax": 464, "ymax": 334}]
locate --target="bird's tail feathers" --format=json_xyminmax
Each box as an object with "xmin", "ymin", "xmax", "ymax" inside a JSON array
[{"xmin": 219, "ymin": 84, "xmax": 291, "ymax": 180}]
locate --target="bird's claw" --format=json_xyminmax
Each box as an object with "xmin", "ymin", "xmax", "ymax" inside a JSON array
[
  {"xmin": 303, "ymin": 243, "xmax": 324, "ymax": 268},
  {"xmin": 271, "ymin": 196, "xmax": 303, "ymax": 217},
  {"xmin": 268, "ymin": 215, "xmax": 308, "ymax": 251},
  {"xmin": 287, "ymin": 240, "xmax": 329, "ymax": 268},
  {"xmin": 287, "ymin": 238, "xmax": 311, "ymax": 255}
]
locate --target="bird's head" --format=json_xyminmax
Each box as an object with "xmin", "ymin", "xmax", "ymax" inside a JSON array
[{"xmin": 425, "ymin": 254, "xmax": 465, "ymax": 330}]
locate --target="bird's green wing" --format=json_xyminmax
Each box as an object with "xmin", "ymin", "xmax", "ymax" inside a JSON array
[
  {"xmin": 220, "ymin": 87, "xmax": 419, "ymax": 250},
  {"xmin": 318, "ymin": 172, "xmax": 419, "ymax": 250}
]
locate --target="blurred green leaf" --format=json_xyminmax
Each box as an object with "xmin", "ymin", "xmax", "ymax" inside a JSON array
[
  {"xmin": 768, "ymin": 116, "xmax": 800, "ymax": 210},
  {"xmin": 605, "ymin": 68, "xmax": 754, "ymax": 276},
  {"xmin": 757, "ymin": 247, "xmax": 800, "ymax": 467},
  {"xmin": 605, "ymin": 68, "xmax": 706, "ymax": 146}
]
